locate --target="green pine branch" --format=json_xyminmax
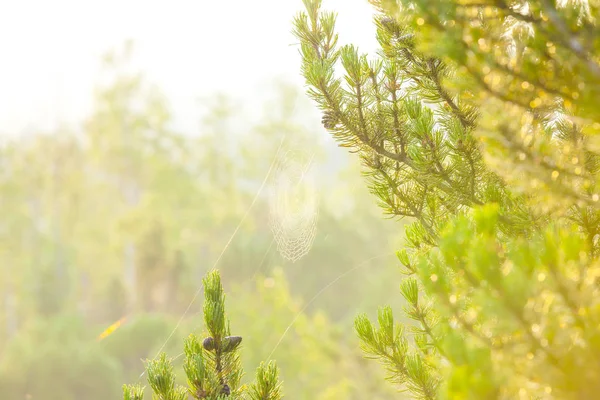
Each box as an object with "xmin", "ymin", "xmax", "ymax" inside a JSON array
[
  {"xmin": 295, "ymin": 0, "xmax": 600, "ymax": 398},
  {"xmin": 122, "ymin": 270, "xmax": 283, "ymax": 400}
]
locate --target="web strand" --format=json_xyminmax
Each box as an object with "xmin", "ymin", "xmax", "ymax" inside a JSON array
[
  {"xmin": 154, "ymin": 251, "xmax": 397, "ymax": 378},
  {"xmin": 136, "ymin": 136, "xmax": 286, "ymax": 380},
  {"xmin": 265, "ymin": 252, "xmax": 396, "ymax": 361}
]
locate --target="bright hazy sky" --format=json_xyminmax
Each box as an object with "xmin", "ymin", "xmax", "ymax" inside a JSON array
[{"xmin": 0, "ymin": 0, "xmax": 378, "ymax": 136}]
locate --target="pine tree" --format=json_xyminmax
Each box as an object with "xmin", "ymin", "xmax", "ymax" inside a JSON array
[
  {"xmin": 294, "ymin": 0, "xmax": 600, "ymax": 398},
  {"xmin": 370, "ymin": 0, "xmax": 600, "ymax": 217},
  {"xmin": 122, "ymin": 270, "xmax": 283, "ymax": 400}
]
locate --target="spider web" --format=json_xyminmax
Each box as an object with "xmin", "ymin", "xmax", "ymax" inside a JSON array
[
  {"xmin": 126, "ymin": 139, "xmax": 391, "ymax": 382},
  {"xmin": 268, "ymin": 149, "xmax": 319, "ymax": 262}
]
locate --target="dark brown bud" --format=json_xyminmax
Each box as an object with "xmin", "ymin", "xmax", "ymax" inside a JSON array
[
  {"xmin": 321, "ymin": 110, "xmax": 338, "ymax": 130},
  {"xmin": 221, "ymin": 384, "xmax": 231, "ymax": 396},
  {"xmin": 221, "ymin": 336, "xmax": 242, "ymax": 353},
  {"xmin": 202, "ymin": 337, "xmax": 215, "ymax": 351}
]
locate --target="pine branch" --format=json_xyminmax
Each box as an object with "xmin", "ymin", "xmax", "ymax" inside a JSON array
[{"xmin": 123, "ymin": 270, "xmax": 283, "ymax": 400}]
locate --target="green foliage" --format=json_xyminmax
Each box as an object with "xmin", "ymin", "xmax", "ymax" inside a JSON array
[
  {"xmin": 355, "ymin": 306, "xmax": 439, "ymax": 398},
  {"xmin": 247, "ymin": 362, "xmax": 283, "ymax": 400},
  {"xmin": 123, "ymin": 384, "xmax": 145, "ymax": 400},
  {"xmin": 123, "ymin": 270, "xmax": 283, "ymax": 400},
  {"xmin": 416, "ymin": 205, "xmax": 600, "ymax": 398},
  {"xmin": 370, "ymin": 0, "xmax": 600, "ymax": 217},
  {"xmin": 0, "ymin": 314, "xmax": 121, "ymax": 400},
  {"xmin": 293, "ymin": 0, "xmax": 538, "ymax": 256},
  {"xmin": 295, "ymin": 0, "xmax": 600, "ymax": 398},
  {"xmin": 146, "ymin": 353, "xmax": 188, "ymax": 399}
]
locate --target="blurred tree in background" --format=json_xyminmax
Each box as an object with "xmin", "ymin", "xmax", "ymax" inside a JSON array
[
  {"xmin": 0, "ymin": 42, "xmax": 406, "ymax": 399},
  {"xmin": 295, "ymin": 0, "xmax": 600, "ymax": 398}
]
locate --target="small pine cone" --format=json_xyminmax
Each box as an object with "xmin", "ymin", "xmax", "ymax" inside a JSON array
[
  {"xmin": 372, "ymin": 154, "xmax": 382, "ymax": 169},
  {"xmin": 221, "ymin": 336, "xmax": 242, "ymax": 353},
  {"xmin": 202, "ymin": 337, "xmax": 215, "ymax": 351},
  {"xmin": 221, "ymin": 384, "xmax": 231, "ymax": 396},
  {"xmin": 321, "ymin": 110, "xmax": 338, "ymax": 130}
]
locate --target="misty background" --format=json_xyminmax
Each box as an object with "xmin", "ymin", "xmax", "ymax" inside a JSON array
[
  {"xmin": 0, "ymin": 0, "xmax": 378, "ymax": 135},
  {"xmin": 0, "ymin": 1, "xmax": 412, "ymax": 399}
]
